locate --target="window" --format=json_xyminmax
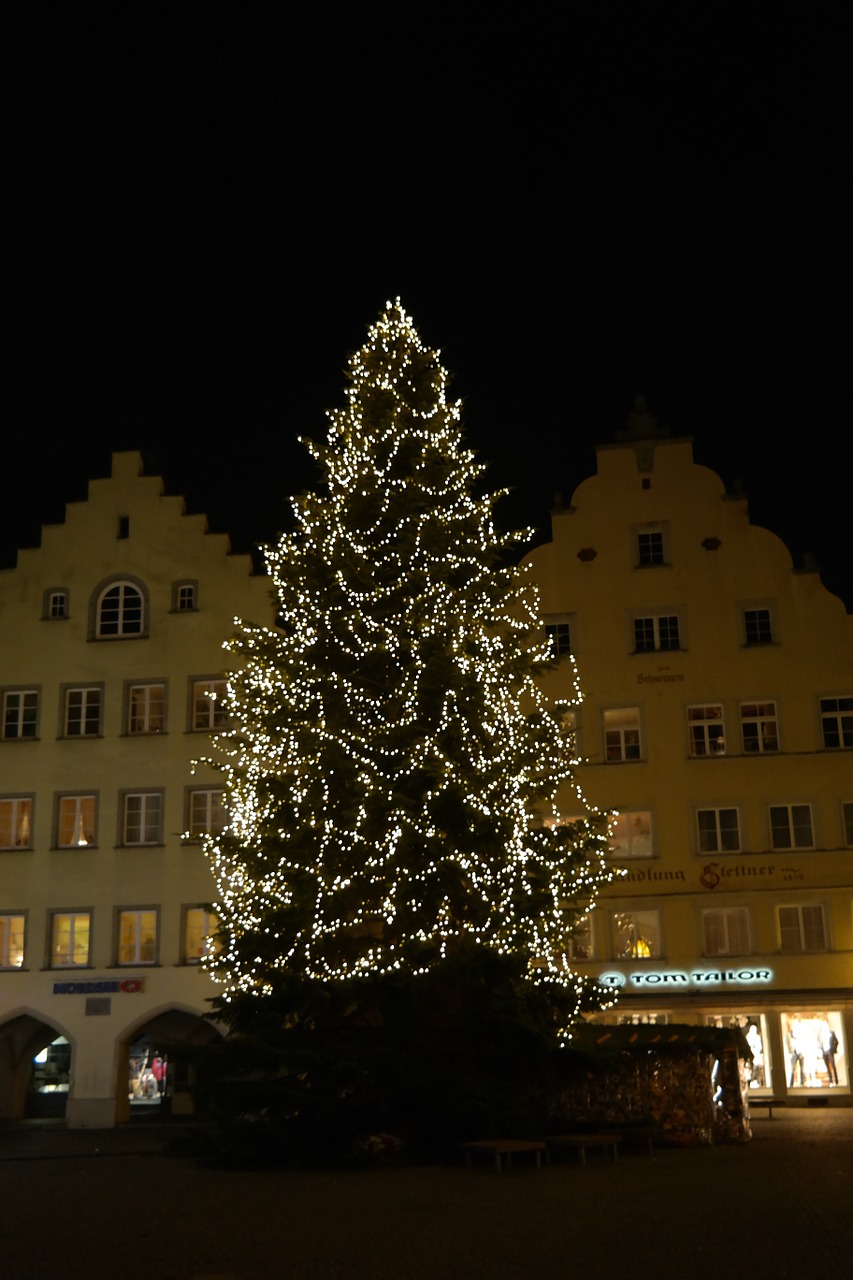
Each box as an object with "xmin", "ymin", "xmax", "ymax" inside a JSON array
[
  {"xmin": 784, "ymin": 1013, "xmax": 844, "ymax": 1089},
  {"xmin": 565, "ymin": 916, "xmax": 593, "ymax": 961},
  {"xmin": 44, "ymin": 589, "xmax": 69, "ymax": 619},
  {"xmin": 697, "ymin": 808, "xmax": 740, "ymax": 853},
  {"xmin": 95, "ymin": 580, "xmax": 145, "ymax": 637},
  {"xmin": 0, "ymin": 796, "xmax": 33, "ymax": 849},
  {"xmin": 603, "ymin": 707, "xmax": 641, "ymax": 762},
  {"xmin": 183, "ymin": 907, "xmax": 219, "ymax": 964},
  {"xmin": 611, "ymin": 909, "xmax": 662, "ymax": 959},
  {"xmin": 116, "ymin": 909, "xmax": 158, "ymax": 965},
  {"xmin": 703, "ymin": 907, "xmax": 750, "ymax": 956},
  {"xmin": 843, "ymin": 802, "xmax": 853, "ymax": 847},
  {"xmin": 56, "ymin": 795, "xmax": 96, "ymax": 848},
  {"xmin": 778, "ymin": 905, "xmax": 826, "ymax": 952},
  {"xmin": 819, "ymin": 697, "xmax": 853, "ymax": 749},
  {"xmin": 127, "ymin": 683, "xmax": 166, "ymax": 734},
  {"xmin": 2, "ymin": 689, "xmax": 39, "ymax": 740},
  {"xmin": 744, "ymin": 608, "xmax": 773, "ymax": 646},
  {"xmin": 544, "ymin": 615, "xmax": 572, "ymax": 658},
  {"xmin": 637, "ymin": 530, "xmax": 665, "ymax": 566},
  {"xmin": 633, "ymin": 615, "xmax": 680, "ymax": 653},
  {"xmin": 740, "ymin": 701, "xmax": 779, "ymax": 753},
  {"xmin": 186, "ymin": 788, "xmax": 227, "ymax": 840},
  {"xmin": 192, "ymin": 679, "xmax": 229, "ymax": 731},
  {"xmin": 0, "ymin": 914, "xmax": 25, "ymax": 968},
  {"xmin": 770, "ymin": 804, "xmax": 814, "ymax": 850},
  {"xmin": 687, "ymin": 704, "xmax": 726, "ymax": 756},
  {"xmin": 610, "ymin": 811, "xmax": 653, "ymax": 859},
  {"xmin": 63, "ymin": 686, "xmax": 102, "ymax": 737},
  {"xmin": 173, "ymin": 580, "xmax": 198, "ymax": 612},
  {"xmin": 121, "ymin": 792, "xmax": 163, "ymax": 846},
  {"xmin": 51, "ymin": 912, "xmax": 91, "ymax": 968}
]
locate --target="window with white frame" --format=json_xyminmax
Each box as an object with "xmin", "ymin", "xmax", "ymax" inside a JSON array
[
  {"xmin": 0, "ymin": 914, "xmax": 25, "ymax": 968},
  {"xmin": 56, "ymin": 795, "xmax": 96, "ymax": 848},
  {"xmin": 544, "ymin": 614, "xmax": 572, "ymax": 658},
  {"xmin": 173, "ymin": 580, "xmax": 198, "ymax": 612},
  {"xmin": 0, "ymin": 796, "xmax": 33, "ymax": 849},
  {"xmin": 63, "ymin": 686, "xmax": 102, "ymax": 737},
  {"xmin": 843, "ymin": 802, "xmax": 853, "ymax": 847},
  {"xmin": 611, "ymin": 909, "xmax": 662, "ymax": 959},
  {"xmin": 44, "ymin": 589, "xmax": 69, "ymax": 619},
  {"xmin": 50, "ymin": 911, "xmax": 91, "ymax": 968},
  {"xmin": 116, "ymin": 909, "xmax": 158, "ymax": 965},
  {"xmin": 770, "ymin": 804, "xmax": 814, "ymax": 850},
  {"xmin": 192, "ymin": 679, "xmax": 229, "ymax": 731},
  {"xmin": 127, "ymin": 683, "xmax": 166, "ymax": 734},
  {"xmin": 610, "ymin": 811, "xmax": 653, "ymax": 859},
  {"xmin": 2, "ymin": 689, "xmax": 39, "ymax": 740},
  {"xmin": 186, "ymin": 788, "xmax": 227, "ymax": 840},
  {"xmin": 819, "ymin": 697, "xmax": 853, "ymax": 749},
  {"xmin": 703, "ymin": 906, "xmax": 750, "ymax": 956},
  {"xmin": 687, "ymin": 704, "xmax": 726, "ymax": 756},
  {"xmin": 565, "ymin": 915, "xmax": 593, "ymax": 960},
  {"xmin": 183, "ymin": 907, "xmax": 219, "ymax": 963},
  {"xmin": 636, "ymin": 530, "xmax": 666, "ymax": 567},
  {"xmin": 121, "ymin": 792, "xmax": 163, "ymax": 846},
  {"xmin": 743, "ymin": 608, "xmax": 773, "ymax": 646},
  {"xmin": 697, "ymin": 807, "xmax": 740, "ymax": 854},
  {"xmin": 95, "ymin": 580, "xmax": 145, "ymax": 638},
  {"xmin": 633, "ymin": 615, "xmax": 680, "ymax": 653},
  {"xmin": 603, "ymin": 707, "xmax": 642, "ymax": 762},
  {"xmin": 740, "ymin": 701, "xmax": 779, "ymax": 753},
  {"xmin": 777, "ymin": 904, "xmax": 827, "ymax": 952}
]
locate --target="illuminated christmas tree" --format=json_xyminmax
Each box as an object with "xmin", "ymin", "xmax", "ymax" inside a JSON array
[{"xmin": 204, "ymin": 299, "xmax": 613, "ymax": 1037}]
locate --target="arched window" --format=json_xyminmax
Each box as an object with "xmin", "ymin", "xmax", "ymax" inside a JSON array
[{"xmin": 94, "ymin": 580, "xmax": 146, "ymax": 638}]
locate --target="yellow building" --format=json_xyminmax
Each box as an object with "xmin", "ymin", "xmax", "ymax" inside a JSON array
[
  {"xmin": 525, "ymin": 407, "xmax": 853, "ymax": 1104},
  {"xmin": 0, "ymin": 453, "xmax": 272, "ymax": 1126}
]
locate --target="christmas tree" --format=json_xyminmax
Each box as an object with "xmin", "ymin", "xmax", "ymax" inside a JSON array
[{"xmin": 204, "ymin": 299, "xmax": 613, "ymax": 1035}]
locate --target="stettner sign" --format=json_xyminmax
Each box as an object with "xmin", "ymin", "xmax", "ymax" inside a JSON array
[{"xmin": 599, "ymin": 968, "xmax": 774, "ymax": 989}]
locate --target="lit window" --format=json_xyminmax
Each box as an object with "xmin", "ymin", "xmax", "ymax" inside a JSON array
[
  {"xmin": 565, "ymin": 916, "xmax": 593, "ymax": 961},
  {"xmin": 603, "ymin": 707, "xmax": 641, "ymax": 762},
  {"xmin": 687, "ymin": 704, "xmax": 726, "ymax": 756},
  {"xmin": 611, "ymin": 909, "xmax": 662, "ymax": 959},
  {"xmin": 183, "ymin": 907, "xmax": 219, "ymax": 964},
  {"xmin": 778, "ymin": 905, "xmax": 826, "ymax": 952},
  {"xmin": 127, "ymin": 683, "xmax": 166, "ymax": 734},
  {"xmin": 703, "ymin": 907, "xmax": 750, "ymax": 956},
  {"xmin": 192, "ymin": 679, "xmax": 229, "ymax": 731},
  {"xmin": 51, "ymin": 912, "xmax": 91, "ymax": 968},
  {"xmin": 770, "ymin": 804, "xmax": 814, "ymax": 850},
  {"xmin": 56, "ymin": 795, "xmax": 96, "ymax": 848},
  {"xmin": 744, "ymin": 608, "xmax": 773, "ymax": 646},
  {"xmin": 2, "ymin": 690, "xmax": 39, "ymax": 740},
  {"xmin": 0, "ymin": 914, "xmax": 25, "ymax": 968},
  {"xmin": 96, "ymin": 581, "xmax": 145, "ymax": 638},
  {"xmin": 697, "ymin": 808, "xmax": 740, "ymax": 853},
  {"xmin": 610, "ymin": 811, "xmax": 653, "ymax": 859},
  {"xmin": 0, "ymin": 796, "xmax": 33, "ymax": 849},
  {"xmin": 117, "ymin": 909, "xmax": 158, "ymax": 965},
  {"xmin": 819, "ymin": 697, "xmax": 853, "ymax": 750},
  {"xmin": 633, "ymin": 615, "xmax": 680, "ymax": 653},
  {"xmin": 64, "ymin": 687, "xmax": 102, "ymax": 737},
  {"xmin": 122, "ymin": 792, "xmax": 163, "ymax": 846},
  {"xmin": 740, "ymin": 701, "xmax": 779, "ymax": 753},
  {"xmin": 637, "ymin": 530, "xmax": 665, "ymax": 566},
  {"xmin": 186, "ymin": 789, "xmax": 227, "ymax": 839}
]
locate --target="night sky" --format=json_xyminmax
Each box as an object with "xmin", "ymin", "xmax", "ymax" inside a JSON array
[{"xmin": 6, "ymin": 9, "xmax": 851, "ymax": 607}]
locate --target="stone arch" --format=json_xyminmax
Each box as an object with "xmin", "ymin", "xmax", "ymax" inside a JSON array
[
  {"xmin": 0, "ymin": 1009, "xmax": 74, "ymax": 1120},
  {"xmin": 114, "ymin": 1004, "xmax": 224, "ymax": 1125}
]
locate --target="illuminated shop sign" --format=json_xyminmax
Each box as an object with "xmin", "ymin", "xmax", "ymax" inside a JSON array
[
  {"xmin": 599, "ymin": 968, "xmax": 773, "ymax": 989},
  {"xmin": 52, "ymin": 978, "xmax": 145, "ymax": 995}
]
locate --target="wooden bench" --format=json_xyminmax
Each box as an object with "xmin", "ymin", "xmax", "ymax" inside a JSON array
[
  {"xmin": 749, "ymin": 1098, "xmax": 786, "ymax": 1119},
  {"xmin": 542, "ymin": 1132, "xmax": 622, "ymax": 1166},
  {"xmin": 463, "ymin": 1139, "xmax": 546, "ymax": 1173}
]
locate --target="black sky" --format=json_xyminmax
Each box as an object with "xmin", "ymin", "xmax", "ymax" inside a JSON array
[{"xmin": 5, "ymin": 8, "xmax": 851, "ymax": 606}]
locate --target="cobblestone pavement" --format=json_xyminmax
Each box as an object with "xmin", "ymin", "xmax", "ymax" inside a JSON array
[{"xmin": 2, "ymin": 1108, "xmax": 852, "ymax": 1280}]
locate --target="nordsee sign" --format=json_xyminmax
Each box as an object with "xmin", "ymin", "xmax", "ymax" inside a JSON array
[{"xmin": 599, "ymin": 968, "xmax": 773, "ymax": 989}]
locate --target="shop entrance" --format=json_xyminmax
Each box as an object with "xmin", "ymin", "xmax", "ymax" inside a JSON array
[
  {"xmin": 117, "ymin": 1008, "xmax": 222, "ymax": 1125},
  {"xmin": 0, "ymin": 1014, "xmax": 71, "ymax": 1120}
]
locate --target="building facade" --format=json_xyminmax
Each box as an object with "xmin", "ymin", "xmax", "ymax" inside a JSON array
[
  {"xmin": 525, "ymin": 412, "xmax": 853, "ymax": 1103},
  {"xmin": 0, "ymin": 453, "xmax": 272, "ymax": 1126}
]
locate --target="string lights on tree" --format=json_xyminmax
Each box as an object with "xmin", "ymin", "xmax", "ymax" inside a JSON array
[{"xmin": 203, "ymin": 299, "xmax": 615, "ymax": 1030}]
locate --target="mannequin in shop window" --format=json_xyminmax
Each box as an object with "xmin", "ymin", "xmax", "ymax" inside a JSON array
[
  {"xmin": 746, "ymin": 1023, "xmax": 765, "ymax": 1088},
  {"xmin": 819, "ymin": 1020, "xmax": 839, "ymax": 1085},
  {"xmin": 787, "ymin": 1018, "xmax": 806, "ymax": 1087}
]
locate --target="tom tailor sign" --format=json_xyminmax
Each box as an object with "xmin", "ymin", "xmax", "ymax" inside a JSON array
[
  {"xmin": 600, "ymin": 968, "xmax": 773, "ymax": 989},
  {"xmin": 52, "ymin": 978, "xmax": 146, "ymax": 994}
]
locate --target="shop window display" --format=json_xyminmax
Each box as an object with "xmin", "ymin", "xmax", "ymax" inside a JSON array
[
  {"xmin": 782, "ymin": 1013, "xmax": 845, "ymax": 1090},
  {"xmin": 128, "ymin": 1036, "xmax": 169, "ymax": 1110},
  {"xmin": 706, "ymin": 1013, "xmax": 770, "ymax": 1091}
]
